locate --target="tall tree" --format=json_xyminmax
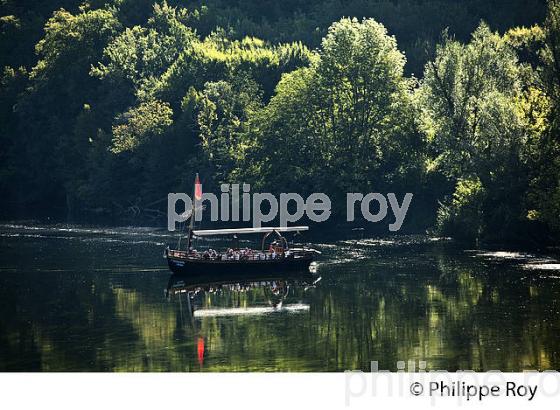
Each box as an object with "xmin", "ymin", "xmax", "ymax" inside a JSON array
[
  {"xmin": 418, "ymin": 23, "xmax": 540, "ymax": 241},
  {"xmin": 10, "ymin": 7, "xmax": 121, "ymax": 212}
]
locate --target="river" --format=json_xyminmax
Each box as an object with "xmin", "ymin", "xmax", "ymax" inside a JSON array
[{"xmin": 1, "ymin": 223, "xmax": 559, "ymax": 371}]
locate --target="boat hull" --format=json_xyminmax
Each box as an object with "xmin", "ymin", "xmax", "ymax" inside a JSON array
[{"xmin": 167, "ymin": 255, "xmax": 314, "ymax": 276}]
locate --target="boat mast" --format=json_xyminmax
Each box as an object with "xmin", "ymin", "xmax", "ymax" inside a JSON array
[{"xmin": 185, "ymin": 173, "xmax": 200, "ymax": 252}]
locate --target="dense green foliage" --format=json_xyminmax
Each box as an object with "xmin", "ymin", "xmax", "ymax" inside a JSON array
[{"xmin": 1, "ymin": 0, "xmax": 559, "ymax": 245}]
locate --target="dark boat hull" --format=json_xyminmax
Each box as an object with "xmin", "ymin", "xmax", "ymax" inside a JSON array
[{"xmin": 167, "ymin": 255, "xmax": 314, "ymax": 276}]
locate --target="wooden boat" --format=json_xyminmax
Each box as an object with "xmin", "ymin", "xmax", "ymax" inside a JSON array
[
  {"xmin": 165, "ymin": 174, "xmax": 320, "ymax": 275},
  {"xmin": 165, "ymin": 226, "xmax": 319, "ymax": 275}
]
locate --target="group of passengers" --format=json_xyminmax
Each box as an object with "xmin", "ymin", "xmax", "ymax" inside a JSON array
[{"xmin": 193, "ymin": 243, "xmax": 285, "ymax": 261}]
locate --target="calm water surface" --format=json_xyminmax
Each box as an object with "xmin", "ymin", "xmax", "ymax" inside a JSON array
[{"xmin": 1, "ymin": 223, "xmax": 560, "ymax": 371}]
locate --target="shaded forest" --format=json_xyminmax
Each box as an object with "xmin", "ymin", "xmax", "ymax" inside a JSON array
[{"xmin": 1, "ymin": 0, "xmax": 559, "ymax": 245}]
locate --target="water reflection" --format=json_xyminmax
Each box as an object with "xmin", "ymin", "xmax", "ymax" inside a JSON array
[
  {"xmin": 166, "ymin": 272, "xmax": 317, "ymax": 313},
  {"xmin": 164, "ymin": 272, "xmax": 318, "ymax": 369},
  {"xmin": 0, "ymin": 224, "xmax": 560, "ymax": 371}
]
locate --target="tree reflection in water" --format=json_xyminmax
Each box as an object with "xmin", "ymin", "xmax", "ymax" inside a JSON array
[{"xmin": 1, "ymin": 228, "xmax": 560, "ymax": 371}]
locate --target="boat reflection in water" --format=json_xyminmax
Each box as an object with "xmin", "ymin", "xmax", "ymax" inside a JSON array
[
  {"xmin": 165, "ymin": 270, "xmax": 320, "ymax": 368},
  {"xmin": 166, "ymin": 270, "xmax": 320, "ymax": 317}
]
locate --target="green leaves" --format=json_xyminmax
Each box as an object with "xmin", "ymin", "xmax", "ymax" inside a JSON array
[
  {"xmin": 417, "ymin": 23, "xmax": 524, "ymax": 179},
  {"xmin": 0, "ymin": 0, "xmax": 558, "ymax": 242},
  {"xmin": 239, "ymin": 17, "xmax": 419, "ymax": 198},
  {"xmin": 111, "ymin": 99, "xmax": 173, "ymax": 153},
  {"xmin": 92, "ymin": 25, "xmax": 185, "ymax": 86},
  {"xmin": 418, "ymin": 18, "xmax": 560, "ymax": 242},
  {"xmin": 32, "ymin": 8, "xmax": 121, "ymax": 82},
  {"xmin": 197, "ymin": 77, "xmax": 262, "ymax": 181},
  {"xmin": 436, "ymin": 177, "xmax": 485, "ymax": 241}
]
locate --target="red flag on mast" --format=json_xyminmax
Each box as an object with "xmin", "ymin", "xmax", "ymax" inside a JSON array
[{"xmin": 194, "ymin": 174, "xmax": 202, "ymax": 201}]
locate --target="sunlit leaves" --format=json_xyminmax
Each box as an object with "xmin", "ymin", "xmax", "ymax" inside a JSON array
[
  {"xmin": 92, "ymin": 25, "xmax": 189, "ymax": 86},
  {"xmin": 32, "ymin": 8, "xmax": 121, "ymax": 82},
  {"xmin": 111, "ymin": 100, "xmax": 173, "ymax": 153},
  {"xmin": 197, "ymin": 77, "xmax": 263, "ymax": 181},
  {"xmin": 436, "ymin": 177, "xmax": 485, "ymax": 240},
  {"xmin": 240, "ymin": 17, "xmax": 419, "ymax": 198},
  {"xmin": 417, "ymin": 23, "xmax": 525, "ymax": 179}
]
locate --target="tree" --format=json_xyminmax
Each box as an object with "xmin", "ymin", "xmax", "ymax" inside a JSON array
[
  {"xmin": 111, "ymin": 99, "xmax": 173, "ymax": 153},
  {"xmin": 524, "ymin": 0, "xmax": 560, "ymax": 235},
  {"xmin": 239, "ymin": 17, "xmax": 422, "ymax": 219},
  {"xmin": 197, "ymin": 76, "xmax": 262, "ymax": 181},
  {"xmin": 418, "ymin": 23, "xmax": 543, "ymax": 241},
  {"xmin": 9, "ymin": 7, "xmax": 121, "ymax": 211},
  {"xmin": 92, "ymin": 1, "xmax": 196, "ymax": 95}
]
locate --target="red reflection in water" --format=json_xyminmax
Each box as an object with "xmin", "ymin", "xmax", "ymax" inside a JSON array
[{"xmin": 197, "ymin": 337, "xmax": 205, "ymax": 366}]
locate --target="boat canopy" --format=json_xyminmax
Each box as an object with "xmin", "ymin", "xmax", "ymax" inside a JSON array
[{"xmin": 192, "ymin": 226, "xmax": 309, "ymax": 237}]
